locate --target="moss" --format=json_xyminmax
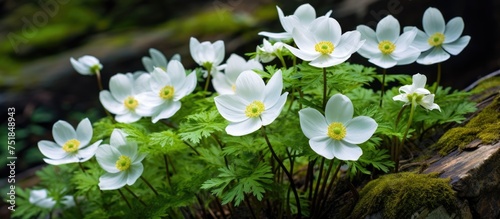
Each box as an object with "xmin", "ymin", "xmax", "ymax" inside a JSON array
[
  {"xmin": 435, "ymin": 96, "xmax": 500, "ymax": 155},
  {"xmin": 470, "ymin": 76, "xmax": 500, "ymax": 100},
  {"xmin": 352, "ymin": 172, "xmax": 457, "ymax": 219}
]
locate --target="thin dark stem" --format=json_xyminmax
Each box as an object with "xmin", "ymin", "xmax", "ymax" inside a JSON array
[
  {"xmin": 396, "ymin": 100, "xmax": 416, "ymax": 172},
  {"xmin": 203, "ymin": 68, "xmax": 212, "ymax": 96},
  {"xmin": 277, "ymin": 54, "xmax": 287, "ymax": 69},
  {"xmin": 213, "ymin": 134, "xmax": 229, "ymax": 167},
  {"xmin": 184, "ymin": 141, "xmax": 200, "ymax": 155},
  {"xmin": 322, "ymin": 67, "xmax": 328, "ymax": 109},
  {"xmin": 118, "ymin": 189, "xmax": 132, "ymax": 209},
  {"xmin": 319, "ymin": 161, "xmax": 342, "ymax": 214},
  {"xmin": 306, "ymin": 159, "xmax": 317, "ymax": 201},
  {"xmin": 140, "ymin": 176, "xmax": 159, "ymax": 196},
  {"xmin": 434, "ymin": 63, "xmax": 441, "ymax": 94},
  {"xmin": 195, "ymin": 195, "xmax": 208, "ymax": 219},
  {"xmin": 124, "ymin": 186, "xmax": 147, "ymax": 206},
  {"xmin": 163, "ymin": 155, "xmax": 171, "ymax": 186},
  {"xmin": 261, "ymin": 126, "xmax": 301, "ymax": 218},
  {"xmin": 244, "ymin": 194, "xmax": 258, "ymax": 219},
  {"xmin": 78, "ymin": 162, "xmax": 87, "ymax": 174},
  {"xmin": 214, "ymin": 196, "xmax": 227, "ymax": 219},
  {"xmin": 311, "ymin": 157, "xmax": 325, "ymax": 216},
  {"xmin": 379, "ymin": 68, "xmax": 387, "ymax": 107},
  {"xmin": 95, "ymin": 70, "xmax": 112, "ymax": 117}
]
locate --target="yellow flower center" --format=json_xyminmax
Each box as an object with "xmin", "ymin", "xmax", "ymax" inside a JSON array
[
  {"xmin": 378, "ymin": 40, "xmax": 396, "ymax": 55},
  {"xmin": 314, "ymin": 41, "xmax": 335, "ymax": 54},
  {"xmin": 124, "ymin": 96, "xmax": 139, "ymax": 110},
  {"xmin": 159, "ymin": 86, "xmax": 175, "ymax": 100},
  {"xmin": 327, "ymin": 122, "xmax": 347, "ymax": 140},
  {"xmin": 428, "ymin": 32, "xmax": 445, "ymax": 46},
  {"xmin": 115, "ymin": 155, "xmax": 132, "ymax": 171},
  {"xmin": 231, "ymin": 84, "xmax": 236, "ymax": 92},
  {"xmin": 245, "ymin": 101, "xmax": 265, "ymax": 118},
  {"xmin": 62, "ymin": 139, "xmax": 80, "ymax": 153}
]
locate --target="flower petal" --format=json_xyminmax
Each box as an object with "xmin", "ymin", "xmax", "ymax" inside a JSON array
[
  {"xmin": 38, "ymin": 140, "xmax": 67, "ymax": 160},
  {"xmin": 189, "ymin": 37, "xmax": 201, "ymax": 64},
  {"xmin": 166, "ymin": 60, "xmax": 186, "ymax": 88},
  {"xmin": 423, "ymin": 7, "xmax": 445, "ymax": 35},
  {"xmin": 109, "ymin": 74, "xmax": 133, "ymax": 101},
  {"xmin": 444, "ymin": 17, "xmax": 464, "ymax": 43},
  {"xmin": 235, "ymin": 71, "xmax": 265, "ymax": 101},
  {"xmin": 174, "ymin": 72, "xmax": 197, "ymax": 101},
  {"xmin": 115, "ymin": 112, "xmax": 142, "ymax": 124},
  {"xmin": 214, "ymin": 95, "xmax": 248, "ymax": 122},
  {"xmin": 284, "ymin": 44, "xmax": 319, "ymax": 61},
  {"xmin": 332, "ymin": 31, "xmax": 363, "ymax": 59},
  {"xmin": 392, "ymin": 94, "xmax": 409, "ymax": 103},
  {"xmin": 369, "ymin": 53, "xmax": 397, "ymax": 69},
  {"xmin": 325, "ymin": 94, "xmax": 353, "ymax": 124},
  {"xmin": 226, "ymin": 118, "xmax": 261, "ymax": 136},
  {"xmin": 392, "ymin": 46, "xmax": 420, "ymax": 65},
  {"xmin": 331, "ymin": 140, "xmax": 363, "ymax": 161},
  {"xmin": 412, "ymin": 73, "xmax": 427, "ymax": 89},
  {"xmin": 76, "ymin": 140, "xmax": 101, "ymax": 162},
  {"xmin": 417, "ymin": 47, "xmax": 450, "ymax": 65},
  {"xmin": 420, "ymin": 94, "xmax": 441, "ymax": 111},
  {"xmin": 393, "ymin": 27, "xmax": 417, "ymax": 53},
  {"xmin": 110, "ymin": 129, "xmax": 128, "ymax": 146},
  {"xmin": 263, "ymin": 70, "xmax": 283, "ymax": 107},
  {"xmin": 99, "ymin": 90, "xmax": 128, "ymax": 115},
  {"xmin": 299, "ymin": 108, "xmax": 328, "ymax": 139},
  {"xmin": 261, "ymin": 93, "xmax": 288, "ymax": 126},
  {"xmin": 75, "ymin": 118, "xmax": 92, "ymax": 146},
  {"xmin": 376, "ymin": 15, "xmax": 400, "ymax": 42},
  {"xmin": 442, "ymin": 36, "xmax": 470, "ymax": 55},
  {"xmin": 151, "ymin": 101, "xmax": 181, "ymax": 123},
  {"xmin": 309, "ymin": 136, "xmax": 334, "ymax": 159},
  {"xmin": 96, "ymin": 144, "xmax": 121, "ymax": 173},
  {"xmin": 356, "ymin": 25, "xmax": 380, "ymax": 57},
  {"xmin": 344, "ymin": 116, "xmax": 378, "ymax": 144},
  {"xmin": 99, "ymin": 172, "xmax": 127, "ymax": 190},
  {"xmin": 406, "ymin": 27, "xmax": 433, "ymax": 52},
  {"xmin": 291, "ymin": 26, "xmax": 317, "ymax": 53},
  {"xmin": 52, "ymin": 120, "xmax": 77, "ymax": 146},
  {"xmin": 126, "ymin": 163, "xmax": 143, "ymax": 185},
  {"xmin": 43, "ymin": 156, "xmax": 80, "ymax": 165},
  {"xmin": 213, "ymin": 73, "xmax": 234, "ymax": 95}
]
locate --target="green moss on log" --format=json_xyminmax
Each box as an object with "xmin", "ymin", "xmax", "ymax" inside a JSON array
[{"xmin": 352, "ymin": 172, "xmax": 457, "ymax": 219}]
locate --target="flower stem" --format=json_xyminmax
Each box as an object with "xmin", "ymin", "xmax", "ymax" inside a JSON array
[
  {"xmin": 433, "ymin": 63, "xmax": 441, "ymax": 94},
  {"xmin": 379, "ymin": 68, "xmax": 387, "ymax": 107},
  {"xmin": 203, "ymin": 67, "xmax": 212, "ymax": 96},
  {"xmin": 277, "ymin": 53, "xmax": 287, "ymax": 69},
  {"xmin": 78, "ymin": 162, "xmax": 87, "ymax": 174},
  {"xmin": 140, "ymin": 176, "xmax": 159, "ymax": 196},
  {"xmin": 163, "ymin": 155, "xmax": 171, "ymax": 186},
  {"xmin": 124, "ymin": 186, "xmax": 147, "ymax": 206},
  {"xmin": 117, "ymin": 189, "xmax": 132, "ymax": 209},
  {"xmin": 318, "ymin": 160, "xmax": 342, "ymax": 216},
  {"xmin": 396, "ymin": 99, "xmax": 416, "ymax": 172},
  {"xmin": 95, "ymin": 70, "xmax": 112, "ymax": 117},
  {"xmin": 322, "ymin": 67, "xmax": 328, "ymax": 109},
  {"xmin": 261, "ymin": 126, "xmax": 301, "ymax": 218}
]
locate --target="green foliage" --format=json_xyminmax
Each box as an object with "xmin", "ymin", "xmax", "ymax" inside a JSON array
[
  {"xmin": 178, "ymin": 109, "xmax": 227, "ymax": 144},
  {"xmin": 201, "ymin": 162, "xmax": 273, "ymax": 206}
]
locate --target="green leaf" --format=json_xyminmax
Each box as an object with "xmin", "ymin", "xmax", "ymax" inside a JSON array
[{"xmin": 178, "ymin": 109, "xmax": 226, "ymax": 144}]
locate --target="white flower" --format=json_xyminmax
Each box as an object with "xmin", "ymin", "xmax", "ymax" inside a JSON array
[
  {"xmin": 99, "ymin": 73, "xmax": 153, "ymax": 123},
  {"xmin": 256, "ymin": 39, "xmax": 285, "ymax": 63},
  {"xmin": 37, "ymin": 118, "xmax": 102, "ymax": 165},
  {"xmin": 212, "ymin": 54, "xmax": 263, "ymax": 95},
  {"xmin": 189, "ymin": 37, "xmax": 225, "ymax": 77},
  {"xmin": 283, "ymin": 16, "xmax": 364, "ymax": 68},
  {"xmin": 356, "ymin": 15, "xmax": 420, "ymax": 69},
  {"xmin": 214, "ymin": 70, "xmax": 288, "ymax": 136},
  {"xmin": 137, "ymin": 61, "xmax": 197, "ymax": 123},
  {"xmin": 70, "ymin": 55, "xmax": 102, "ymax": 75},
  {"xmin": 405, "ymin": 7, "xmax": 471, "ymax": 65},
  {"xmin": 299, "ymin": 94, "xmax": 378, "ymax": 161},
  {"xmin": 29, "ymin": 189, "xmax": 75, "ymax": 209},
  {"xmin": 393, "ymin": 73, "xmax": 441, "ymax": 111},
  {"xmin": 96, "ymin": 129, "xmax": 146, "ymax": 190},
  {"xmin": 258, "ymin": 3, "xmax": 332, "ymax": 41},
  {"xmin": 142, "ymin": 48, "xmax": 181, "ymax": 72}
]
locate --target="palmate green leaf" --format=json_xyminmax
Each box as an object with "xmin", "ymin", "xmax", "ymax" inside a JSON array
[
  {"xmin": 347, "ymin": 149, "xmax": 394, "ymax": 177},
  {"xmin": 201, "ymin": 162, "xmax": 273, "ymax": 206},
  {"xmin": 71, "ymin": 161, "xmax": 103, "ymax": 196},
  {"xmin": 178, "ymin": 109, "xmax": 226, "ymax": 144},
  {"xmin": 147, "ymin": 130, "xmax": 187, "ymax": 153}
]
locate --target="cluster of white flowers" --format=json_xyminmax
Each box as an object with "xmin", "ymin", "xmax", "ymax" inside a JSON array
[{"xmin": 33, "ymin": 4, "xmax": 468, "ymax": 208}]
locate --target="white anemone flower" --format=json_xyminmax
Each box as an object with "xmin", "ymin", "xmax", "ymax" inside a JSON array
[
  {"xmin": 189, "ymin": 37, "xmax": 225, "ymax": 77},
  {"xmin": 283, "ymin": 16, "xmax": 364, "ymax": 68},
  {"xmin": 393, "ymin": 73, "xmax": 441, "ymax": 111},
  {"xmin": 96, "ymin": 129, "xmax": 146, "ymax": 190},
  {"xmin": 405, "ymin": 7, "xmax": 471, "ymax": 65},
  {"xmin": 29, "ymin": 189, "xmax": 75, "ymax": 209},
  {"xmin": 138, "ymin": 61, "xmax": 197, "ymax": 123},
  {"xmin": 99, "ymin": 73, "xmax": 153, "ymax": 123},
  {"xmin": 214, "ymin": 70, "xmax": 288, "ymax": 136},
  {"xmin": 212, "ymin": 54, "xmax": 263, "ymax": 95},
  {"xmin": 258, "ymin": 3, "xmax": 332, "ymax": 41},
  {"xmin": 356, "ymin": 15, "xmax": 420, "ymax": 69},
  {"xmin": 142, "ymin": 48, "xmax": 181, "ymax": 72},
  {"xmin": 70, "ymin": 55, "xmax": 102, "ymax": 75},
  {"xmin": 299, "ymin": 94, "xmax": 378, "ymax": 161},
  {"xmin": 256, "ymin": 39, "xmax": 286, "ymax": 63},
  {"xmin": 38, "ymin": 118, "xmax": 102, "ymax": 165}
]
